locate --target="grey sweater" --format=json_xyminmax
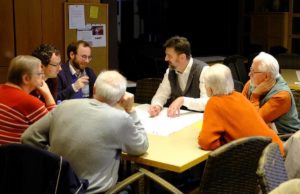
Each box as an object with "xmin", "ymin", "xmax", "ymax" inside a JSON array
[{"xmin": 21, "ymin": 98, "xmax": 149, "ymax": 193}]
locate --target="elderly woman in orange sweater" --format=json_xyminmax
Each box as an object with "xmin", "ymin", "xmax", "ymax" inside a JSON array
[{"xmin": 198, "ymin": 64, "xmax": 284, "ymax": 155}]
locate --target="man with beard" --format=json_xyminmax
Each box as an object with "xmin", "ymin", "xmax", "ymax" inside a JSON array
[
  {"xmin": 242, "ymin": 52, "xmax": 300, "ymax": 134},
  {"xmin": 57, "ymin": 40, "xmax": 96, "ymax": 102},
  {"xmin": 148, "ymin": 36, "xmax": 209, "ymax": 117}
]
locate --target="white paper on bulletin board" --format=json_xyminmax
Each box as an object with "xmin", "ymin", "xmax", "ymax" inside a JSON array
[
  {"xmin": 77, "ymin": 24, "xmax": 106, "ymax": 47},
  {"xmin": 91, "ymin": 24, "xmax": 106, "ymax": 47},
  {"xmin": 69, "ymin": 5, "xmax": 85, "ymax": 29}
]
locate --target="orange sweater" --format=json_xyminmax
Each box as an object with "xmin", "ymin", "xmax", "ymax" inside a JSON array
[
  {"xmin": 198, "ymin": 91, "xmax": 284, "ymax": 155},
  {"xmin": 242, "ymin": 81, "xmax": 291, "ymax": 124}
]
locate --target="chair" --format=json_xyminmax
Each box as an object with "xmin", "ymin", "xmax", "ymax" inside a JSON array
[
  {"xmin": 0, "ymin": 143, "xmax": 88, "ymax": 194},
  {"xmin": 233, "ymin": 79, "xmax": 244, "ymax": 92},
  {"xmin": 268, "ymin": 179, "xmax": 300, "ymax": 194},
  {"xmin": 256, "ymin": 143, "xmax": 288, "ymax": 194},
  {"xmin": 228, "ymin": 63, "xmax": 239, "ymax": 81},
  {"xmin": 134, "ymin": 78, "xmax": 162, "ymax": 104},
  {"xmin": 291, "ymin": 89, "xmax": 300, "ymax": 119},
  {"xmin": 224, "ymin": 55, "xmax": 249, "ymax": 84},
  {"xmin": 284, "ymin": 131, "xmax": 300, "ymax": 179},
  {"xmin": 105, "ymin": 167, "xmax": 183, "ymax": 194},
  {"xmin": 276, "ymin": 53, "xmax": 300, "ymax": 69},
  {"xmin": 198, "ymin": 136, "xmax": 272, "ymax": 194}
]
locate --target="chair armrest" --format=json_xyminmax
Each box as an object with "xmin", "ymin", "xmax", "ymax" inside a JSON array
[
  {"xmin": 104, "ymin": 168, "xmax": 183, "ymax": 194},
  {"xmin": 278, "ymin": 133, "xmax": 294, "ymax": 141},
  {"xmin": 104, "ymin": 171, "xmax": 144, "ymax": 194},
  {"xmin": 139, "ymin": 168, "xmax": 184, "ymax": 193}
]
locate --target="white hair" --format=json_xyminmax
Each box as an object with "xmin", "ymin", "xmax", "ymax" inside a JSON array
[
  {"xmin": 94, "ymin": 70, "xmax": 127, "ymax": 104},
  {"xmin": 253, "ymin": 52, "xmax": 280, "ymax": 78},
  {"xmin": 204, "ymin": 63, "xmax": 234, "ymax": 96}
]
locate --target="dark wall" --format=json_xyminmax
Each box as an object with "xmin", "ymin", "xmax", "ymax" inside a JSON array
[
  {"xmin": 119, "ymin": 0, "xmax": 243, "ymax": 81},
  {"xmin": 139, "ymin": 0, "xmax": 241, "ymax": 56}
]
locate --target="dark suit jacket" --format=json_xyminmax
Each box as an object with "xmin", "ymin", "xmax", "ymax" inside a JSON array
[{"xmin": 57, "ymin": 62, "xmax": 96, "ymax": 101}]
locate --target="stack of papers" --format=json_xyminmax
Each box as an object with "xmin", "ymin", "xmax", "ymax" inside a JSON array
[
  {"xmin": 135, "ymin": 104, "xmax": 203, "ymax": 136},
  {"xmin": 296, "ymin": 71, "xmax": 300, "ymax": 81}
]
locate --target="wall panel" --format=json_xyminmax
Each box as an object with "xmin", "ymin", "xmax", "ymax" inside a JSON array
[
  {"xmin": 14, "ymin": 0, "xmax": 42, "ymax": 55},
  {"xmin": 41, "ymin": 0, "xmax": 65, "ymax": 57}
]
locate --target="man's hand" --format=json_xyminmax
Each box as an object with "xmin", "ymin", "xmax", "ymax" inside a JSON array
[
  {"xmin": 74, "ymin": 75, "xmax": 89, "ymax": 90},
  {"xmin": 37, "ymin": 80, "xmax": 51, "ymax": 96},
  {"xmin": 253, "ymin": 73, "xmax": 276, "ymax": 96},
  {"xmin": 119, "ymin": 92, "xmax": 134, "ymax": 113},
  {"xmin": 167, "ymin": 97, "xmax": 184, "ymax": 117},
  {"xmin": 36, "ymin": 80, "xmax": 56, "ymax": 105},
  {"xmin": 148, "ymin": 105, "xmax": 162, "ymax": 117}
]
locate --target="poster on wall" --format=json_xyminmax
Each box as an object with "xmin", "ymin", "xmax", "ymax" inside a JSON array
[{"xmin": 77, "ymin": 24, "xmax": 106, "ymax": 47}]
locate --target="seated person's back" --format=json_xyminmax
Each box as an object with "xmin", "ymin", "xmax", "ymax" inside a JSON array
[
  {"xmin": 198, "ymin": 64, "xmax": 284, "ymax": 155},
  {"xmin": 22, "ymin": 70, "xmax": 149, "ymax": 193}
]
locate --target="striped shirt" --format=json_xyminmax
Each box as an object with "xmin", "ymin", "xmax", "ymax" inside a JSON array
[{"xmin": 0, "ymin": 84, "xmax": 55, "ymax": 144}]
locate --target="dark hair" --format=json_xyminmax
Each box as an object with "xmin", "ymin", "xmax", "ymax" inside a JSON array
[
  {"xmin": 32, "ymin": 44, "xmax": 60, "ymax": 66},
  {"xmin": 163, "ymin": 36, "xmax": 191, "ymax": 59},
  {"xmin": 67, "ymin": 40, "xmax": 91, "ymax": 60}
]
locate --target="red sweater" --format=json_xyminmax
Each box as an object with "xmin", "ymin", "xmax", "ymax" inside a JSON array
[
  {"xmin": 0, "ymin": 85, "xmax": 55, "ymax": 144},
  {"xmin": 198, "ymin": 91, "xmax": 284, "ymax": 155}
]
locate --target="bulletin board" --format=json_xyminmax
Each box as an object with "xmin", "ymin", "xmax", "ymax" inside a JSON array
[{"xmin": 64, "ymin": 2, "xmax": 109, "ymax": 74}]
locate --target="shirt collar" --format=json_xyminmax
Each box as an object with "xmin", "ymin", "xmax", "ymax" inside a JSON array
[
  {"xmin": 69, "ymin": 62, "xmax": 77, "ymax": 76},
  {"xmin": 69, "ymin": 62, "xmax": 86, "ymax": 77}
]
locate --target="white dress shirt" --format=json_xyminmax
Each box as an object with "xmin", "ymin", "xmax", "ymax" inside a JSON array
[{"xmin": 151, "ymin": 58, "xmax": 209, "ymax": 111}]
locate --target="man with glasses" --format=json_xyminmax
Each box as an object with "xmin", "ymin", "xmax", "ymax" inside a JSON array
[
  {"xmin": 242, "ymin": 51, "xmax": 300, "ymax": 134},
  {"xmin": 57, "ymin": 40, "xmax": 96, "ymax": 102},
  {"xmin": 32, "ymin": 44, "xmax": 62, "ymax": 101},
  {"xmin": 0, "ymin": 55, "xmax": 56, "ymax": 144}
]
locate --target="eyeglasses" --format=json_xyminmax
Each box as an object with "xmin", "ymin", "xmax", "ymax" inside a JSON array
[
  {"xmin": 79, "ymin": 55, "xmax": 92, "ymax": 61},
  {"xmin": 33, "ymin": 72, "xmax": 45, "ymax": 77},
  {"xmin": 249, "ymin": 67, "xmax": 264, "ymax": 75},
  {"xmin": 49, "ymin": 63, "xmax": 61, "ymax": 67}
]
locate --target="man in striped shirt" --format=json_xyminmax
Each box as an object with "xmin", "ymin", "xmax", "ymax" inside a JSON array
[{"xmin": 0, "ymin": 55, "xmax": 56, "ymax": 144}]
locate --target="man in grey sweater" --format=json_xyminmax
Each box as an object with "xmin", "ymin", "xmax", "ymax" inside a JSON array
[{"xmin": 21, "ymin": 70, "xmax": 149, "ymax": 194}]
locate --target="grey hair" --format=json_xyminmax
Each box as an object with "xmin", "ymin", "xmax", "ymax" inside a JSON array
[
  {"xmin": 204, "ymin": 63, "xmax": 234, "ymax": 96},
  {"xmin": 94, "ymin": 70, "xmax": 127, "ymax": 104},
  {"xmin": 253, "ymin": 52, "xmax": 280, "ymax": 78},
  {"xmin": 7, "ymin": 55, "xmax": 41, "ymax": 85}
]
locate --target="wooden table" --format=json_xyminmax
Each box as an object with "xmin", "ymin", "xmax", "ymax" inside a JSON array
[
  {"xmin": 122, "ymin": 120, "xmax": 210, "ymax": 173},
  {"xmin": 281, "ymin": 69, "xmax": 300, "ymax": 90}
]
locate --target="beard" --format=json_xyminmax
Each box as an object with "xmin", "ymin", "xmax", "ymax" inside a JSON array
[
  {"xmin": 169, "ymin": 64, "xmax": 176, "ymax": 70},
  {"xmin": 250, "ymin": 79, "xmax": 257, "ymax": 87},
  {"xmin": 168, "ymin": 61, "xmax": 178, "ymax": 70},
  {"xmin": 72, "ymin": 58, "xmax": 84, "ymax": 72}
]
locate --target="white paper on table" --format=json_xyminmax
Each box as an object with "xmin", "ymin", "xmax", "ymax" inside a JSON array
[
  {"xmin": 296, "ymin": 71, "xmax": 300, "ymax": 81},
  {"xmin": 135, "ymin": 104, "xmax": 203, "ymax": 136}
]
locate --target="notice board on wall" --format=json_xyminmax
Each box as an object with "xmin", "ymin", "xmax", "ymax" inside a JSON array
[{"xmin": 64, "ymin": 2, "xmax": 109, "ymax": 74}]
